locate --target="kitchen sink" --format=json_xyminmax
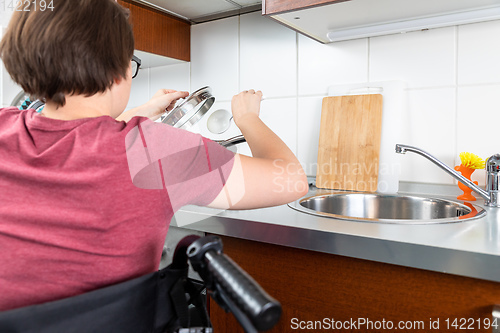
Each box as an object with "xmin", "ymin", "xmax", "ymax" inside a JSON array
[{"xmin": 288, "ymin": 192, "xmax": 486, "ymax": 224}]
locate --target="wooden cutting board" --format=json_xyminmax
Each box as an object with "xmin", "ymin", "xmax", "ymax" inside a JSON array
[{"xmin": 316, "ymin": 94, "xmax": 383, "ymax": 192}]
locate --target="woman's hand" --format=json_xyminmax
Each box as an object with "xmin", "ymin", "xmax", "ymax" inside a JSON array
[
  {"xmin": 117, "ymin": 89, "xmax": 189, "ymax": 122},
  {"xmin": 149, "ymin": 89, "xmax": 190, "ymax": 115},
  {"xmin": 231, "ymin": 89, "xmax": 263, "ymax": 128},
  {"xmin": 209, "ymin": 89, "xmax": 309, "ymax": 210}
]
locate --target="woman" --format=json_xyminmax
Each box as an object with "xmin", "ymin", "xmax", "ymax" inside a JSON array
[{"xmin": 0, "ymin": 0, "xmax": 307, "ymax": 311}]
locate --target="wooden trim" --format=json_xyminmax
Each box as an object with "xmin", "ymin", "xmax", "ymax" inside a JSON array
[
  {"xmin": 117, "ymin": 0, "xmax": 190, "ymax": 61},
  {"xmin": 263, "ymin": 0, "xmax": 350, "ymax": 16},
  {"xmin": 209, "ymin": 235, "xmax": 500, "ymax": 333},
  {"xmin": 117, "ymin": 0, "xmax": 189, "ymax": 24},
  {"xmin": 191, "ymin": 5, "xmax": 262, "ymax": 24}
]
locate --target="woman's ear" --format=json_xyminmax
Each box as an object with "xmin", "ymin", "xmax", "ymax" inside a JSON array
[
  {"xmin": 114, "ymin": 64, "xmax": 133, "ymax": 85},
  {"xmin": 113, "ymin": 76, "xmax": 123, "ymax": 85}
]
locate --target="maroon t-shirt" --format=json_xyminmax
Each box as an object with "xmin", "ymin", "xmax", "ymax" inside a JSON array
[{"xmin": 0, "ymin": 108, "xmax": 234, "ymax": 311}]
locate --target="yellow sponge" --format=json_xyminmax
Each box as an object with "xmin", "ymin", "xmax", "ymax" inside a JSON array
[{"xmin": 459, "ymin": 152, "xmax": 485, "ymax": 169}]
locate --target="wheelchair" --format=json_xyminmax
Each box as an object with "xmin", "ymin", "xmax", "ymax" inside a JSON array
[{"xmin": 0, "ymin": 235, "xmax": 281, "ymax": 333}]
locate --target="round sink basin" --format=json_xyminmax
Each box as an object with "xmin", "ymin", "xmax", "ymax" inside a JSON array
[{"xmin": 288, "ymin": 192, "xmax": 486, "ymax": 224}]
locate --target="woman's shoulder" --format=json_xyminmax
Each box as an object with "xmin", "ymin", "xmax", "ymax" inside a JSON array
[
  {"xmin": 0, "ymin": 106, "xmax": 22, "ymax": 115},
  {"xmin": 0, "ymin": 107, "xmax": 30, "ymax": 127}
]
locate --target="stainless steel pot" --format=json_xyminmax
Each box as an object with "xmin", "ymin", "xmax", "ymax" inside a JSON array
[{"xmin": 160, "ymin": 86, "xmax": 245, "ymax": 147}]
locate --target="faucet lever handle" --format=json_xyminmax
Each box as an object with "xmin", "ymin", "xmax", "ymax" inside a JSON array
[{"xmin": 487, "ymin": 154, "xmax": 500, "ymax": 173}]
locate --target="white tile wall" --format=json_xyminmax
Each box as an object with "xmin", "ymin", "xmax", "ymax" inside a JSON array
[
  {"xmin": 2, "ymin": 7, "xmax": 499, "ymax": 188},
  {"xmin": 1, "ymin": 12, "xmax": 23, "ymax": 108},
  {"xmin": 298, "ymin": 35, "xmax": 368, "ymax": 95},
  {"xmin": 1, "ymin": 63, "xmax": 21, "ymax": 107},
  {"xmin": 400, "ymin": 88, "xmax": 457, "ymax": 185},
  {"xmin": 127, "ymin": 67, "xmax": 150, "ymax": 110},
  {"xmin": 457, "ymin": 85, "xmax": 500, "ymax": 186},
  {"xmin": 458, "ymin": 20, "xmax": 500, "ymax": 85},
  {"xmin": 239, "ymin": 12, "xmax": 297, "ymax": 98},
  {"xmin": 192, "ymin": 16, "xmax": 500, "ymax": 186},
  {"xmin": 259, "ymin": 98, "xmax": 297, "ymax": 155},
  {"xmin": 191, "ymin": 17, "xmax": 238, "ymax": 102},
  {"xmin": 1, "ymin": 6, "xmax": 13, "ymax": 28},
  {"xmin": 126, "ymin": 62, "xmax": 190, "ymax": 111},
  {"xmin": 150, "ymin": 63, "xmax": 190, "ymax": 96},
  {"xmin": 189, "ymin": 14, "xmax": 500, "ymax": 186},
  {"xmin": 0, "ymin": 7, "xmax": 14, "ymax": 107},
  {"xmin": 297, "ymin": 96, "xmax": 323, "ymax": 175},
  {"xmin": 369, "ymin": 27, "xmax": 457, "ymax": 89},
  {"xmin": 196, "ymin": 98, "xmax": 298, "ymax": 158}
]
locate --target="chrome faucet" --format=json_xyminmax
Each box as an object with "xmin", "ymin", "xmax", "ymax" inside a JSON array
[{"xmin": 395, "ymin": 144, "xmax": 500, "ymax": 207}]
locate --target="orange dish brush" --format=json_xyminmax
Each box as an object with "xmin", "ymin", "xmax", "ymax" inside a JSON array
[{"xmin": 454, "ymin": 152, "xmax": 485, "ymax": 201}]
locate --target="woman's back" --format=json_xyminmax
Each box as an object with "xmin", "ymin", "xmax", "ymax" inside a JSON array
[{"xmin": 0, "ymin": 108, "xmax": 233, "ymax": 311}]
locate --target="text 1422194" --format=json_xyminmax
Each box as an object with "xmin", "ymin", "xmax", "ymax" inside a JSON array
[{"xmin": 1, "ymin": 0, "xmax": 54, "ymax": 12}]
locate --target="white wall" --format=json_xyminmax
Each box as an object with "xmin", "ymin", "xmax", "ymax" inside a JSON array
[
  {"xmin": 126, "ymin": 62, "xmax": 191, "ymax": 109},
  {"xmin": 2, "ymin": 8, "xmax": 498, "ymax": 186},
  {"xmin": 1, "ymin": 8, "xmax": 22, "ymax": 108},
  {"xmin": 183, "ymin": 12, "xmax": 500, "ymax": 186}
]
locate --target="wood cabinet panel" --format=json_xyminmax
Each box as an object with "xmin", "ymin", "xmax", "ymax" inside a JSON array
[
  {"xmin": 117, "ymin": 0, "xmax": 190, "ymax": 61},
  {"xmin": 263, "ymin": 0, "xmax": 349, "ymax": 15},
  {"xmin": 210, "ymin": 235, "xmax": 500, "ymax": 332}
]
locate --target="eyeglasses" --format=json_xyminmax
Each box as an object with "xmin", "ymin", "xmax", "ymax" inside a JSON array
[{"xmin": 131, "ymin": 55, "xmax": 141, "ymax": 79}]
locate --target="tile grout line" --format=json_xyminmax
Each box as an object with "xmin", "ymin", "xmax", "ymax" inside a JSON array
[
  {"xmin": 188, "ymin": 25, "xmax": 193, "ymax": 93},
  {"xmin": 407, "ymin": 82, "xmax": 500, "ymax": 90},
  {"xmin": 189, "ymin": 33, "xmax": 192, "ymax": 92},
  {"xmin": 237, "ymin": 14, "xmax": 241, "ymax": 93},
  {"xmin": 296, "ymin": 32, "xmax": 299, "ymax": 157},
  {"xmin": 367, "ymin": 37, "xmax": 371, "ymax": 83},
  {"xmin": 454, "ymin": 25, "xmax": 459, "ymax": 175}
]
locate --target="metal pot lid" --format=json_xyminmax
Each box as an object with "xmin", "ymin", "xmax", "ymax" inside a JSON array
[{"xmin": 160, "ymin": 86, "xmax": 215, "ymax": 129}]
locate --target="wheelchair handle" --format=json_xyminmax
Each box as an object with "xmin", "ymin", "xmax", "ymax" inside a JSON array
[{"xmin": 187, "ymin": 236, "xmax": 282, "ymax": 332}]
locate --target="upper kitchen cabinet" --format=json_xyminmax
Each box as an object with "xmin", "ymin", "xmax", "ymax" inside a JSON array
[
  {"xmin": 263, "ymin": 0, "xmax": 500, "ymax": 43},
  {"xmin": 117, "ymin": 0, "xmax": 190, "ymax": 61},
  {"xmin": 116, "ymin": 0, "xmax": 263, "ymax": 61}
]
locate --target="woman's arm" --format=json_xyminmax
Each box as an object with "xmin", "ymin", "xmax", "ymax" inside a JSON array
[
  {"xmin": 208, "ymin": 90, "xmax": 308, "ymax": 210},
  {"xmin": 116, "ymin": 89, "xmax": 188, "ymax": 122}
]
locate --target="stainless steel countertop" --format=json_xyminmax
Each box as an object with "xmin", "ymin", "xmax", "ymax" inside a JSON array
[{"xmin": 170, "ymin": 181, "xmax": 500, "ymax": 283}]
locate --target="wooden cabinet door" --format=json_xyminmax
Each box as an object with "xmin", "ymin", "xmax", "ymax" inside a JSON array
[
  {"xmin": 117, "ymin": 0, "xmax": 190, "ymax": 61},
  {"xmin": 209, "ymin": 235, "xmax": 500, "ymax": 332}
]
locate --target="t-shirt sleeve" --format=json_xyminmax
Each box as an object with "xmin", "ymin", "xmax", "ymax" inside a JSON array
[{"xmin": 125, "ymin": 118, "xmax": 235, "ymax": 211}]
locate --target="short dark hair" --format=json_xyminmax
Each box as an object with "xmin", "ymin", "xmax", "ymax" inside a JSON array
[{"xmin": 0, "ymin": 0, "xmax": 134, "ymax": 107}]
